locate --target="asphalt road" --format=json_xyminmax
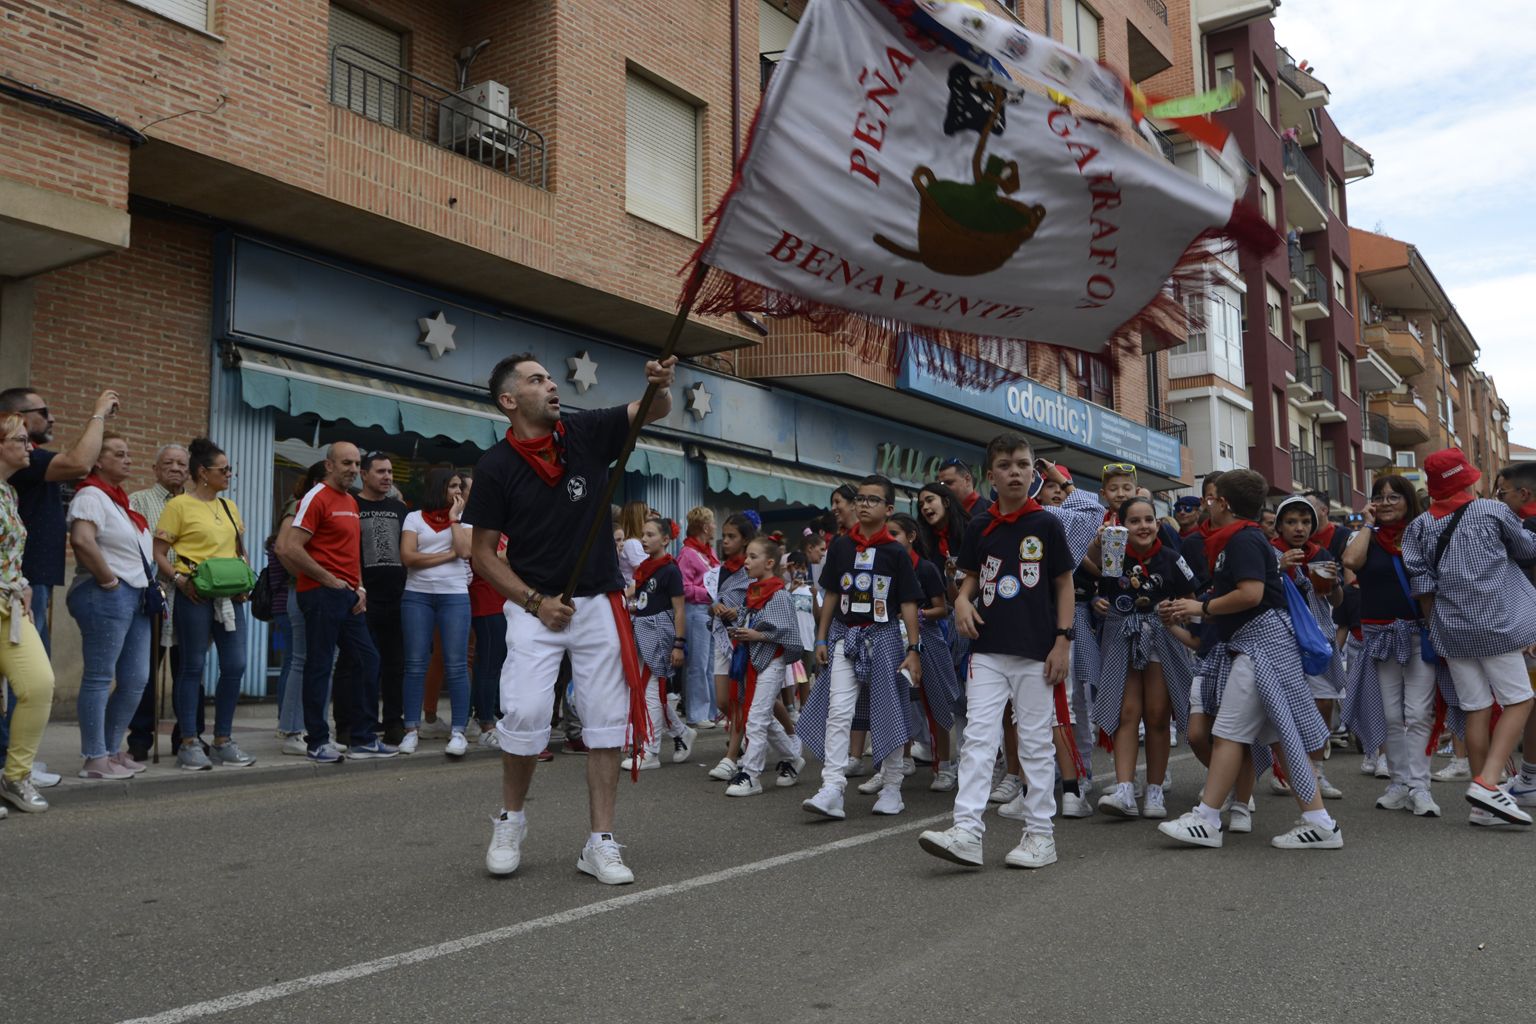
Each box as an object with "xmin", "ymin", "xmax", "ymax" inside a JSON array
[{"xmin": 7, "ymin": 734, "xmax": 1531, "ymax": 1024}]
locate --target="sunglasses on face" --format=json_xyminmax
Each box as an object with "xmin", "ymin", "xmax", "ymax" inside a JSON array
[{"xmin": 15, "ymin": 406, "xmax": 48, "ymax": 419}]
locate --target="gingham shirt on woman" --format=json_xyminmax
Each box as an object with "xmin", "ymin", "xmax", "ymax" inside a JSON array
[{"xmin": 1401, "ymin": 499, "xmax": 1536, "ymax": 658}]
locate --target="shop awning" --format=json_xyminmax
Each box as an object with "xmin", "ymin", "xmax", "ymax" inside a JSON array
[{"xmin": 703, "ymin": 450, "xmax": 860, "ymax": 508}]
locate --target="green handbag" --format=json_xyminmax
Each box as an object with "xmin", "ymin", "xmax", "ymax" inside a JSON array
[{"xmin": 187, "ymin": 499, "xmax": 255, "ymax": 598}]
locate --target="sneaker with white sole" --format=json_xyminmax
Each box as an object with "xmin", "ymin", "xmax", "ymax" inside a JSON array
[
  {"xmin": 1158, "ymin": 810, "xmax": 1223, "ymax": 848},
  {"xmin": 1227, "ymin": 804, "xmax": 1253, "ymax": 834},
  {"xmin": 486, "ymin": 812, "xmax": 525, "ymax": 875},
  {"xmin": 418, "ymin": 718, "xmax": 451, "ymax": 739},
  {"xmin": 577, "ymin": 836, "xmax": 635, "ymax": 885},
  {"xmin": 445, "ymin": 732, "xmax": 469, "ymax": 758},
  {"xmin": 1465, "ymin": 781, "xmax": 1532, "ymax": 825},
  {"xmin": 1059, "ymin": 791, "xmax": 1094, "ymax": 818},
  {"xmin": 306, "ymin": 742, "xmax": 345, "ymax": 764},
  {"xmin": 1269, "ymin": 775, "xmax": 1291, "ymax": 795},
  {"xmin": 398, "ymin": 731, "xmax": 419, "ymax": 755},
  {"xmin": 1470, "ymin": 807, "xmax": 1513, "ymax": 827},
  {"xmin": 1316, "ymin": 772, "xmax": 1343, "ymax": 799},
  {"xmin": 707, "ymin": 757, "xmax": 737, "ymax": 781},
  {"xmin": 671, "ymin": 727, "xmax": 697, "ymax": 764},
  {"xmin": 1506, "ymin": 778, "xmax": 1536, "ymax": 807},
  {"xmin": 29, "ymin": 767, "xmax": 61, "ymax": 789},
  {"xmin": 989, "ymin": 774, "xmax": 1022, "ymax": 804},
  {"xmin": 998, "ymin": 792, "xmax": 1028, "ymax": 821},
  {"xmin": 1270, "ymin": 820, "xmax": 1344, "ymax": 850},
  {"xmin": 1004, "ymin": 832, "xmax": 1057, "ymax": 869},
  {"xmin": 775, "ymin": 757, "xmax": 805, "ymax": 787},
  {"xmin": 1409, "ymin": 789, "xmax": 1441, "ymax": 817},
  {"xmin": 918, "ymin": 825, "xmax": 984, "ymax": 866},
  {"xmin": 872, "ymin": 784, "xmax": 905, "ymax": 815},
  {"xmin": 1359, "ymin": 754, "xmax": 1379, "ymax": 776},
  {"xmin": 621, "ymin": 752, "xmax": 661, "ymax": 771},
  {"xmin": 1143, "ymin": 785, "xmax": 1168, "ymax": 820},
  {"xmin": 857, "ymin": 771, "xmax": 887, "ymax": 796},
  {"xmin": 465, "ymin": 721, "xmax": 482, "ymax": 743},
  {"xmin": 725, "ymin": 770, "xmax": 763, "ymax": 797},
  {"xmin": 1433, "ymin": 757, "xmax": 1471, "ymax": 783},
  {"xmin": 802, "ymin": 785, "xmax": 846, "ymax": 820},
  {"xmin": 1374, "ymin": 759, "xmax": 1390, "ymax": 780},
  {"xmin": 844, "ymin": 756, "xmax": 870, "ymax": 778},
  {"xmin": 1098, "ymin": 785, "xmax": 1140, "ymax": 819},
  {"xmin": 478, "ymin": 730, "xmax": 501, "ymax": 751},
  {"xmin": 1376, "ymin": 783, "xmax": 1411, "ymax": 810},
  {"xmin": 281, "ymin": 733, "xmax": 307, "ymax": 756},
  {"xmin": 347, "ymin": 739, "xmax": 399, "ymax": 760},
  {"xmin": 902, "ymin": 757, "xmax": 916, "ymax": 778},
  {"xmin": 929, "ymin": 766, "xmax": 958, "ymax": 792},
  {"xmin": 176, "ymin": 745, "xmax": 213, "ymax": 771},
  {"xmin": 0, "ymin": 776, "xmax": 48, "ymax": 813},
  {"xmin": 211, "ymin": 741, "xmax": 256, "ymax": 768}
]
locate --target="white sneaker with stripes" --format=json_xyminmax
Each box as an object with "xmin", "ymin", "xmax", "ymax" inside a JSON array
[
  {"xmin": 1270, "ymin": 820, "xmax": 1344, "ymax": 850},
  {"xmin": 1157, "ymin": 810, "xmax": 1223, "ymax": 848}
]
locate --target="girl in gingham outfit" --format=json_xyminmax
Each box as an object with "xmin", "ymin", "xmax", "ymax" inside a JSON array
[
  {"xmin": 707, "ymin": 512, "xmax": 757, "ymax": 782},
  {"xmin": 623, "ymin": 517, "xmax": 695, "ymax": 772}
]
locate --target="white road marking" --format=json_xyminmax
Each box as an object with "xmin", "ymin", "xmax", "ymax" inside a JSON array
[{"xmin": 115, "ymin": 813, "xmax": 950, "ymax": 1024}]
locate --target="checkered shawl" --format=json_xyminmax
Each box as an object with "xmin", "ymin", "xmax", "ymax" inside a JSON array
[
  {"xmin": 1093, "ymin": 611, "xmax": 1193, "ymax": 742},
  {"xmin": 711, "ymin": 566, "xmax": 751, "ymax": 638},
  {"xmin": 918, "ymin": 620, "xmax": 962, "ymax": 731},
  {"xmin": 1049, "ymin": 488, "xmax": 1106, "ymax": 563},
  {"xmin": 1200, "ymin": 609, "xmax": 1331, "ymax": 804},
  {"xmin": 1340, "ymin": 622, "xmax": 1421, "ymax": 756},
  {"xmin": 798, "ymin": 619, "xmax": 912, "ymax": 766},
  {"xmin": 740, "ymin": 590, "xmax": 804, "ymax": 673},
  {"xmin": 1071, "ymin": 600, "xmax": 1101, "ymax": 696},
  {"xmin": 1402, "ymin": 499, "xmax": 1536, "ymax": 658},
  {"xmin": 631, "ymin": 612, "xmax": 676, "ymax": 680}
]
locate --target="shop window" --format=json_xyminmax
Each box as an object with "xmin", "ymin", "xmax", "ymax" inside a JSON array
[
  {"xmin": 125, "ymin": 0, "xmax": 208, "ymax": 31},
  {"xmin": 626, "ymin": 71, "xmax": 702, "ymax": 239},
  {"xmin": 1063, "ymin": 0, "xmax": 1102, "ymax": 60},
  {"xmin": 328, "ymin": 4, "xmax": 405, "ymax": 127}
]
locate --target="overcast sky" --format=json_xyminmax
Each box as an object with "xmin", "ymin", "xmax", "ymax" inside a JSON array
[{"xmin": 1272, "ymin": 0, "xmax": 1536, "ymax": 447}]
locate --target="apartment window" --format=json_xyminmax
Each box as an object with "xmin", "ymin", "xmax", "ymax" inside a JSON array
[
  {"xmin": 626, "ymin": 72, "xmax": 701, "ymax": 239},
  {"xmin": 1396, "ymin": 451, "xmax": 1417, "ymax": 468},
  {"xmin": 1258, "ymin": 175, "xmax": 1276, "ymax": 227},
  {"xmin": 124, "ymin": 0, "xmax": 207, "ymax": 31},
  {"xmin": 1253, "ymin": 69, "xmax": 1273, "ymax": 126},
  {"xmin": 1327, "ymin": 174, "xmax": 1342, "ymax": 218},
  {"xmin": 1435, "ymin": 387, "xmax": 1446, "ymax": 425},
  {"xmin": 1178, "ymin": 294, "xmax": 1207, "ymax": 354},
  {"xmin": 1338, "ymin": 352, "xmax": 1354, "ymax": 397},
  {"xmin": 1265, "ymin": 280, "xmax": 1283, "ymax": 338},
  {"xmin": 1332, "ymin": 258, "xmax": 1349, "ymax": 310},
  {"xmin": 1272, "ymin": 388, "xmax": 1286, "ymax": 446},
  {"xmin": 1078, "ymin": 352, "xmax": 1114, "ymax": 406},
  {"xmin": 328, "ymin": 5, "xmax": 405, "ymax": 126},
  {"xmin": 1213, "ymin": 52, "xmax": 1236, "ymax": 104},
  {"xmin": 759, "ymin": 1, "xmax": 798, "ymax": 87},
  {"xmin": 1063, "ymin": 1, "xmax": 1102, "ymax": 60}
]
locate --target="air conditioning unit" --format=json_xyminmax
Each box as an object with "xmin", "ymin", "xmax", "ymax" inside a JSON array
[{"xmin": 438, "ymin": 81, "xmax": 526, "ymax": 157}]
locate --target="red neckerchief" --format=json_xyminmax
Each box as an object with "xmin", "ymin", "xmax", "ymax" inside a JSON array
[
  {"xmin": 937, "ymin": 526, "xmax": 953, "ymax": 559},
  {"xmin": 1520, "ymin": 500, "xmax": 1536, "ymax": 520},
  {"xmin": 1312, "ymin": 522, "xmax": 1337, "ymax": 551},
  {"xmin": 421, "ymin": 508, "xmax": 455, "ymax": 532},
  {"xmin": 961, "ymin": 491, "xmax": 980, "ymax": 514},
  {"xmin": 78, "ymin": 474, "xmax": 148, "ymax": 532},
  {"xmin": 1205, "ymin": 520, "xmax": 1258, "ymax": 563},
  {"xmin": 907, "ymin": 547, "xmax": 922, "ymax": 570},
  {"xmin": 684, "ymin": 535, "xmax": 719, "ymax": 567},
  {"xmin": 721, "ymin": 554, "xmax": 746, "ymax": 576},
  {"xmin": 744, "ymin": 575, "xmax": 786, "ymax": 610},
  {"xmin": 632, "ymin": 552, "xmax": 673, "ymax": 589},
  {"xmin": 1125, "ymin": 537, "xmax": 1163, "ymax": 574},
  {"xmin": 850, "ymin": 525, "xmax": 897, "ymax": 550},
  {"xmin": 1179, "ymin": 524, "xmax": 1200, "ymax": 539},
  {"xmin": 982, "ymin": 499, "xmax": 1043, "ymax": 536},
  {"xmin": 505, "ymin": 422, "xmax": 565, "ymax": 487},
  {"xmin": 1373, "ymin": 521, "xmax": 1407, "ymax": 557},
  {"xmin": 1272, "ymin": 535, "xmax": 1322, "ymax": 584},
  {"xmin": 1429, "ymin": 491, "xmax": 1475, "ymax": 519}
]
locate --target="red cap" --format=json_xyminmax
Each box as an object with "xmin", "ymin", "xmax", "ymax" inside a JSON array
[
  {"xmin": 1057, "ymin": 465, "xmax": 1073, "ymax": 483},
  {"xmin": 1424, "ymin": 447, "xmax": 1480, "ymax": 499}
]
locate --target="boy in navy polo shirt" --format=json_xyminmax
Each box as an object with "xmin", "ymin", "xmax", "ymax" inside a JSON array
[
  {"xmin": 919, "ymin": 433, "xmax": 1074, "ymax": 870},
  {"xmin": 800, "ymin": 475, "xmax": 923, "ymax": 821}
]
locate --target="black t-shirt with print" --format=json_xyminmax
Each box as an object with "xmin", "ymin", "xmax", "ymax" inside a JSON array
[
  {"xmin": 817, "ymin": 535, "xmax": 922, "ymax": 628},
  {"xmin": 1096, "ymin": 542, "xmax": 1197, "ymax": 614},
  {"xmin": 632, "ymin": 561, "xmax": 684, "ymax": 618},
  {"xmin": 1210, "ymin": 525, "xmax": 1285, "ymax": 641},
  {"xmin": 461, "ymin": 407, "xmax": 629, "ymax": 598},
  {"xmin": 355, "ymin": 495, "xmax": 408, "ymax": 602},
  {"xmin": 914, "ymin": 557, "xmax": 947, "ymax": 607},
  {"xmin": 958, "ymin": 508, "xmax": 1073, "ymax": 662}
]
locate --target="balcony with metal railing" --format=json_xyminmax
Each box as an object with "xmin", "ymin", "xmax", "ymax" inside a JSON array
[
  {"xmin": 1319, "ymin": 464, "xmax": 1352, "ymax": 505},
  {"xmin": 1145, "ymin": 0, "xmax": 1169, "ymax": 24},
  {"xmin": 1146, "ymin": 407, "xmax": 1188, "ymax": 445},
  {"xmin": 1282, "ymin": 139, "xmax": 1328, "ymax": 232},
  {"xmin": 329, "ymin": 45, "xmax": 547, "ymax": 189},
  {"xmin": 1293, "ymin": 264, "xmax": 1329, "ymax": 320},
  {"xmin": 1291, "ymin": 447, "xmax": 1320, "ymax": 491}
]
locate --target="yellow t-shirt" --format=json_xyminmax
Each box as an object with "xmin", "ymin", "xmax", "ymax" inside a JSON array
[{"xmin": 156, "ymin": 494, "xmax": 244, "ymax": 567}]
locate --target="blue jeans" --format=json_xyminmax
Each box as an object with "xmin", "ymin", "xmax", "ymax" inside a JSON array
[
  {"xmin": 172, "ymin": 590, "xmax": 247, "ymax": 741},
  {"xmin": 683, "ymin": 603, "xmax": 716, "ymax": 723},
  {"xmin": 277, "ymin": 585, "xmax": 309, "ymax": 734},
  {"xmin": 67, "ymin": 579, "xmax": 152, "ymax": 759},
  {"xmin": 402, "ymin": 590, "xmax": 470, "ymax": 732},
  {"xmin": 471, "ymin": 612, "xmax": 506, "ymax": 725},
  {"xmin": 298, "ymin": 586, "xmax": 378, "ymax": 750}
]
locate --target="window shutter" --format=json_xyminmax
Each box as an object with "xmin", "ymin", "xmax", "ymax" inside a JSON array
[
  {"xmin": 626, "ymin": 74, "xmax": 700, "ymax": 239},
  {"xmin": 123, "ymin": 0, "xmax": 207, "ymax": 31},
  {"xmin": 328, "ymin": 4, "xmax": 405, "ymax": 126},
  {"xmin": 758, "ymin": 1, "xmax": 798, "ymax": 55}
]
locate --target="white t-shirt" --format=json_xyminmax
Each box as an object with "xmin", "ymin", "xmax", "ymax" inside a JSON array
[
  {"xmin": 402, "ymin": 511, "xmax": 469, "ymax": 595},
  {"xmin": 619, "ymin": 537, "xmax": 646, "ymax": 583},
  {"xmin": 791, "ymin": 584, "xmax": 816, "ymax": 650},
  {"xmin": 68, "ymin": 487, "xmax": 153, "ymax": 588}
]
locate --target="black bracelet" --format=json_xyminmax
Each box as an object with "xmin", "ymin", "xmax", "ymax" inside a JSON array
[
  {"xmin": 673, "ymin": 638, "xmax": 687, "ymax": 649},
  {"xmin": 1201, "ymin": 599, "xmax": 1211, "ymax": 617}
]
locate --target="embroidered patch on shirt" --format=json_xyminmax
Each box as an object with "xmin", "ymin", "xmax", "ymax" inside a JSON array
[
  {"xmin": 1021, "ymin": 563, "xmax": 1041, "ymax": 589},
  {"xmin": 998, "ymin": 575, "xmax": 1021, "ymax": 599},
  {"xmin": 1020, "ymin": 536, "xmax": 1044, "ymax": 562}
]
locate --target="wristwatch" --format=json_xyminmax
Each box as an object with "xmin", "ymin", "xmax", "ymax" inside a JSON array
[
  {"xmin": 906, "ymin": 642, "xmax": 923, "ymax": 654},
  {"xmin": 1054, "ymin": 628, "xmax": 1074, "ymax": 639}
]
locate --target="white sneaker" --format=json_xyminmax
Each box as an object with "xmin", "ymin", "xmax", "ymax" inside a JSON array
[
  {"xmin": 872, "ymin": 784, "xmax": 905, "ymax": 815},
  {"xmin": 398, "ymin": 730, "xmax": 419, "ymax": 755},
  {"xmin": 929, "ymin": 766, "xmax": 958, "ymax": 792},
  {"xmin": 1433, "ymin": 757, "xmax": 1471, "ymax": 783},
  {"xmin": 725, "ymin": 770, "xmax": 763, "ymax": 797},
  {"xmin": 1227, "ymin": 803, "xmax": 1253, "ymax": 834},
  {"xmin": 280, "ymin": 733, "xmax": 307, "ymax": 756},
  {"xmin": 1375, "ymin": 783, "xmax": 1411, "ymax": 811},
  {"xmin": 1270, "ymin": 820, "xmax": 1344, "ymax": 849},
  {"xmin": 577, "ymin": 837, "xmax": 635, "ymax": 885},
  {"xmin": 465, "ymin": 721, "xmax": 482, "ymax": 742},
  {"xmin": 918, "ymin": 825, "xmax": 983, "ymax": 866},
  {"xmin": 998, "ymin": 791, "xmax": 1028, "ymax": 821},
  {"xmin": 901, "ymin": 756, "xmax": 916, "ymax": 777},
  {"xmin": 29, "ymin": 767, "xmax": 61, "ymax": 789},
  {"xmin": 418, "ymin": 718, "xmax": 450, "ymax": 739},
  {"xmin": 1143, "ymin": 785, "xmax": 1168, "ymax": 820},
  {"xmin": 1359, "ymin": 754, "xmax": 1378, "ymax": 776},
  {"xmin": 1374, "ymin": 759, "xmax": 1390, "ymax": 780},
  {"xmin": 911, "ymin": 742, "xmax": 933, "ymax": 765},
  {"xmin": 1409, "ymin": 789, "xmax": 1441, "ymax": 817},
  {"xmin": 1506, "ymin": 777, "xmax": 1536, "ymax": 807},
  {"xmin": 1005, "ymin": 832, "xmax": 1057, "ymax": 869},
  {"xmin": 671, "ymin": 727, "xmax": 697, "ymax": 764},
  {"xmin": 1469, "ymin": 807, "xmax": 1514, "ymax": 827},
  {"xmin": 478, "ymin": 730, "xmax": 501, "ymax": 750},
  {"xmin": 1465, "ymin": 781, "xmax": 1533, "ymax": 825},
  {"xmin": 989, "ymin": 774, "xmax": 1022, "ymax": 804},
  {"xmin": 445, "ymin": 731, "xmax": 469, "ymax": 758},
  {"xmin": 1270, "ymin": 775, "xmax": 1291, "ymax": 795},
  {"xmin": 857, "ymin": 771, "xmax": 887, "ymax": 795},
  {"xmin": 802, "ymin": 785, "xmax": 846, "ymax": 820},
  {"xmin": 844, "ymin": 756, "xmax": 870, "ymax": 778},
  {"xmin": 485, "ymin": 812, "xmax": 525, "ymax": 876},
  {"xmin": 621, "ymin": 752, "xmax": 660, "ymax": 771},
  {"xmin": 775, "ymin": 756, "xmax": 805, "ymax": 787},
  {"xmin": 707, "ymin": 757, "xmax": 737, "ymax": 781},
  {"xmin": 1059, "ymin": 791, "xmax": 1094, "ymax": 818},
  {"xmin": 1316, "ymin": 772, "xmax": 1343, "ymax": 800},
  {"xmin": 1098, "ymin": 785, "xmax": 1140, "ymax": 819},
  {"xmin": 1158, "ymin": 810, "xmax": 1223, "ymax": 848}
]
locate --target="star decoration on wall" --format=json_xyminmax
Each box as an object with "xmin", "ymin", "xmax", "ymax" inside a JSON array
[
  {"xmin": 566, "ymin": 350, "xmax": 599, "ymax": 393},
  {"xmin": 417, "ymin": 311, "xmax": 457, "ymax": 359},
  {"xmin": 686, "ymin": 381, "xmax": 713, "ymax": 421}
]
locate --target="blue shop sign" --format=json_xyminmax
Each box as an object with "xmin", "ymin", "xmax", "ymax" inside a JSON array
[{"xmin": 896, "ymin": 349, "xmax": 1182, "ymax": 478}]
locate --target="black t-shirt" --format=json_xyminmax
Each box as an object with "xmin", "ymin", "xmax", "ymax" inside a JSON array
[
  {"xmin": 958, "ymin": 508, "xmax": 1073, "ymax": 661},
  {"xmin": 461, "ymin": 407, "xmax": 629, "ymax": 598},
  {"xmin": 1097, "ymin": 542, "xmax": 1196, "ymax": 614},
  {"xmin": 1180, "ymin": 530, "xmax": 1210, "ymax": 588},
  {"xmin": 11, "ymin": 448, "xmax": 67, "ymax": 586},
  {"xmin": 632, "ymin": 562, "xmax": 684, "ymax": 618},
  {"xmin": 1210, "ymin": 525, "xmax": 1285, "ymax": 641},
  {"xmin": 1316, "ymin": 523, "xmax": 1351, "ymax": 562},
  {"xmin": 915, "ymin": 557, "xmax": 946, "ymax": 607},
  {"xmin": 1356, "ymin": 537, "xmax": 1418, "ymax": 622},
  {"xmin": 818, "ymin": 535, "xmax": 922, "ymax": 627},
  {"xmin": 355, "ymin": 495, "xmax": 408, "ymax": 602}
]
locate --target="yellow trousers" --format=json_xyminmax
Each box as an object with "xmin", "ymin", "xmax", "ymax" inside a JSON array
[{"xmin": 1, "ymin": 607, "xmax": 55, "ymax": 782}]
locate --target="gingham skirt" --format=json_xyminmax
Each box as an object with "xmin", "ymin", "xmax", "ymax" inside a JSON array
[
  {"xmin": 1200, "ymin": 610, "xmax": 1331, "ymax": 805},
  {"xmin": 1092, "ymin": 611, "xmax": 1193, "ymax": 742},
  {"xmin": 917, "ymin": 620, "xmax": 962, "ymax": 732},
  {"xmin": 1072, "ymin": 601, "xmax": 1100, "ymax": 695},
  {"xmin": 631, "ymin": 613, "xmax": 676, "ymax": 680},
  {"xmin": 798, "ymin": 619, "xmax": 912, "ymax": 767}
]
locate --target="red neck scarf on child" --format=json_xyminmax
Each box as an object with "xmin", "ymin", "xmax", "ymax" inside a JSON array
[
  {"xmin": 850, "ymin": 525, "xmax": 896, "ymax": 551},
  {"xmin": 1519, "ymin": 500, "xmax": 1536, "ymax": 520},
  {"xmin": 1429, "ymin": 490, "xmax": 1476, "ymax": 520},
  {"xmin": 1272, "ymin": 535, "xmax": 1321, "ymax": 582},
  {"xmin": 982, "ymin": 498, "xmax": 1043, "ymax": 536},
  {"xmin": 684, "ymin": 536, "xmax": 719, "ymax": 567},
  {"xmin": 77, "ymin": 475, "xmax": 148, "ymax": 532},
  {"xmin": 505, "ymin": 423, "xmax": 565, "ymax": 487},
  {"xmin": 421, "ymin": 508, "xmax": 455, "ymax": 532},
  {"xmin": 1311, "ymin": 521, "xmax": 1338, "ymax": 551},
  {"xmin": 1125, "ymin": 537, "xmax": 1162, "ymax": 573},
  {"xmin": 1373, "ymin": 521, "xmax": 1407, "ymax": 557},
  {"xmin": 721, "ymin": 553, "xmax": 746, "ymax": 576},
  {"xmin": 1204, "ymin": 520, "xmax": 1258, "ymax": 563},
  {"xmin": 744, "ymin": 575, "xmax": 785, "ymax": 610},
  {"xmin": 632, "ymin": 552, "xmax": 673, "ymax": 588}
]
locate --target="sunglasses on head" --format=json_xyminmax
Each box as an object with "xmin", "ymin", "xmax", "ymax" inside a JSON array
[{"xmin": 1102, "ymin": 462, "xmax": 1137, "ymax": 479}]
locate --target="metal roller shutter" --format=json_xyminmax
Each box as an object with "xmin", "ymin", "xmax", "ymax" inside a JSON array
[
  {"xmin": 625, "ymin": 73, "xmax": 700, "ymax": 239},
  {"xmin": 124, "ymin": 0, "xmax": 207, "ymax": 31},
  {"xmin": 328, "ymin": 4, "xmax": 405, "ymax": 126}
]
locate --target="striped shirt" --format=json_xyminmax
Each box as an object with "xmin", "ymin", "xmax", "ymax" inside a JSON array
[{"xmin": 1402, "ymin": 499, "xmax": 1536, "ymax": 658}]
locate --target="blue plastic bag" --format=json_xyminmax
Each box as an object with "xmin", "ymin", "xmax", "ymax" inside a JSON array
[{"xmin": 1280, "ymin": 574, "xmax": 1334, "ymax": 677}]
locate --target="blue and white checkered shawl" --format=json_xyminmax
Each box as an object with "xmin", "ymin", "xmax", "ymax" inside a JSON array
[
  {"xmin": 1048, "ymin": 488, "xmax": 1107, "ymax": 563},
  {"xmin": 711, "ymin": 566, "xmax": 751, "ymax": 639},
  {"xmin": 1340, "ymin": 622, "xmax": 1422, "ymax": 757},
  {"xmin": 631, "ymin": 612, "xmax": 676, "ymax": 680},
  {"xmin": 798, "ymin": 619, "xmax": 912, "ymax": 767},
  {"xmin": 1402, "ymin": 499, "xmax": 1536, "ymax": 658},
  {"xmin": 918, "ymin": 620, "xmax": 962, "ymax": 731},
  {"xmin": 1200, "ymin": 609, "xmax": 1331, "ymax": 804},
  {"xmin": 1071, "ymin": 600, "xmax": 1101, "ymax": 698},
  {"xmin": 1093, "ymin": 611, "xmax": 1194, "ymax": 742},
  {"xmin": 741, "ymin": 591, "xmax": 804, "ymax": 673}
]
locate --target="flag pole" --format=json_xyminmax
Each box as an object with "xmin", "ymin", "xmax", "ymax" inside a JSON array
[{"xmin": 560, "ymin": 264, "xmax": 708, "ymax": 604}]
